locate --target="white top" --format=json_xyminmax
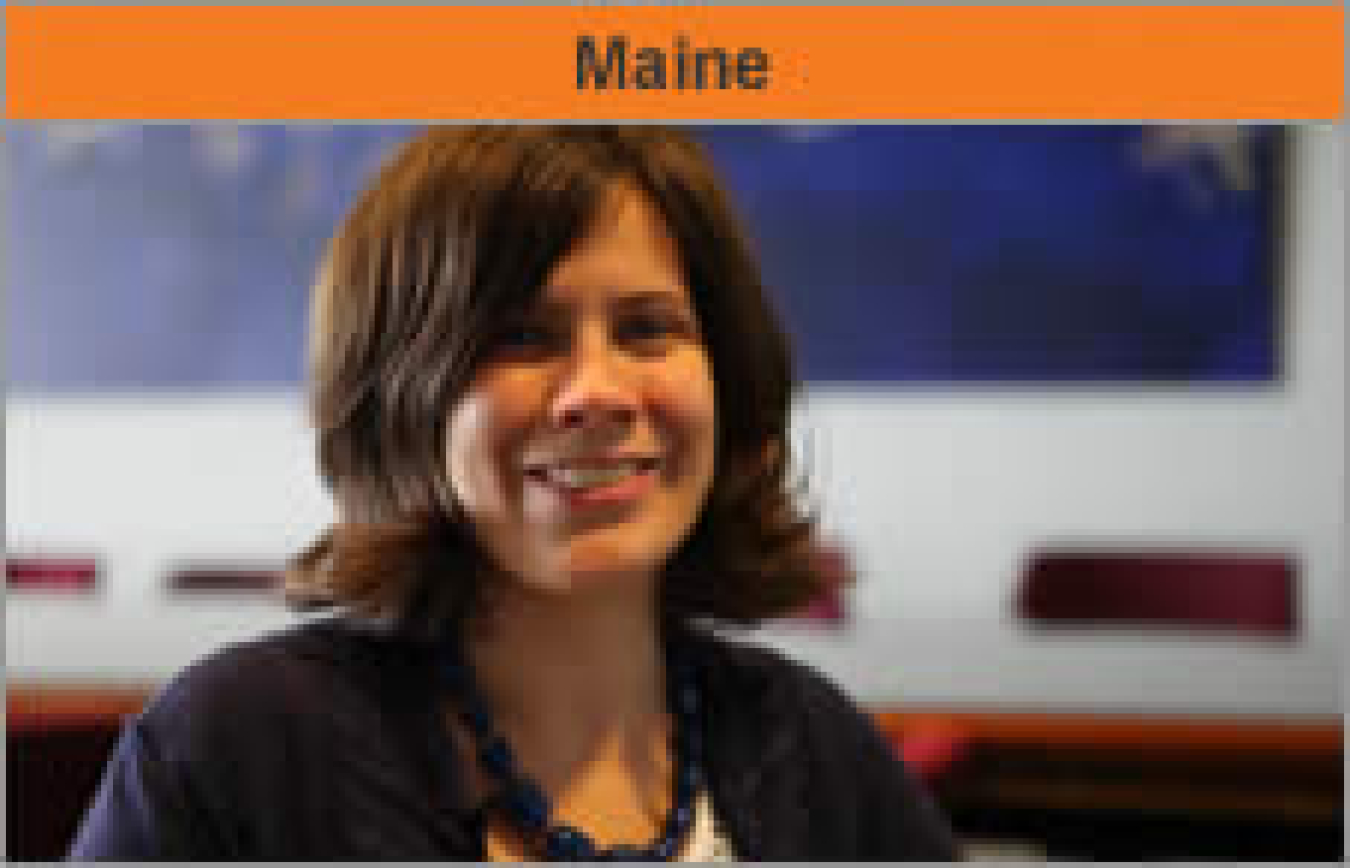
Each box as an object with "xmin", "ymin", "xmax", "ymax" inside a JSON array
[{"xmin": 679, "ymin": 791, "xmax": 736, "ymax": 862}]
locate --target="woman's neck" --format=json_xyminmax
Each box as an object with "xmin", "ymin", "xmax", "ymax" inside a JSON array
[{"xmin": 464, "ymin": 580, "xmax": 669, "ymax": 792}]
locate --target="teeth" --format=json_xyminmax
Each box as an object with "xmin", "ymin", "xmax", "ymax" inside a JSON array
[{"xmin": 546, "ymin": 461, "xmax": 644, "ymax": 490}]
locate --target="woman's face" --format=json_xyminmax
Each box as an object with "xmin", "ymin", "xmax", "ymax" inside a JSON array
[{"xmin": 445, "ymin": 187, "xmax": 717, "ymax": 597}]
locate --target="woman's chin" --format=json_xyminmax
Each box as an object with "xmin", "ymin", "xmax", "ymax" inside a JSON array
[{"xmin": 541, "ymin": 544, "xmax": 664, "ymax": 595}]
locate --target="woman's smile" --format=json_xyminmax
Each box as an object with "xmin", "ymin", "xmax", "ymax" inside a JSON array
[{"xmin": 525, "ymin": 455, "xmax": 662, "ymax": 506}]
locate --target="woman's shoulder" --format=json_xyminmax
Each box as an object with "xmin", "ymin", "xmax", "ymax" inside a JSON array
[
  {"xmin": 73, "ymin": 618, "xmax": 477, "ymax": 859},
  {"xmin": 686, "ymin": 627, "xmax": 960, "ymax": 859},
  {"xmin": 145, "ymin": 617, "xmax": 355, "ymax": 708},
  {"xmin": 683, "ymin": 626, "xmax": 894, "ymax": 760},
  {"xmin": 135, "ymin": 615, "xmax": 435, "ymax": 754},
  {"xmin": 683, "ymin": 626, "xmax": 866, "ymax": 723}
]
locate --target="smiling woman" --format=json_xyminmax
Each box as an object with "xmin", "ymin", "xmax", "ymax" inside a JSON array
[
  {"xmin": 68, "ymin": 127, "xmax": 958, "ymax": 861},
  {"xmin": 444, "ymin": 187, "xmax": 717, "ymax": 600}
]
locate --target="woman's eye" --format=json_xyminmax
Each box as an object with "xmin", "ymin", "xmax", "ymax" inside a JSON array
[
  {"xmin": 493, "ymin": 324, "xmax": 555, "ymax": 354},
  {"xmin": 618, "ymin": 314, "xmax": 687, "ymax": 345}
]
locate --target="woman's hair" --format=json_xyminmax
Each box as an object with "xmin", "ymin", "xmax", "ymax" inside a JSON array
[{"xmin": 285, "ymin": 126, "xmax": 822, "ymax": 635}]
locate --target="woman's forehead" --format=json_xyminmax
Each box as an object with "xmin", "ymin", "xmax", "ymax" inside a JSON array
[{"xmin": 535, "ymin": 187, "xmax": 688, "ymax": 300}]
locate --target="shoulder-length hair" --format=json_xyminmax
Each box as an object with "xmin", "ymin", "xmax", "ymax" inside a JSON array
[{"xmin": 285, "ymin": 126, "xmax": 821, "ymax": 636}]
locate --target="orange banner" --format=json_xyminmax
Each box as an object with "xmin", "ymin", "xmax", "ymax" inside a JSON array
[{"xmin": 6, "ymin": 5, "xmax": 1343, "ymax": 120}]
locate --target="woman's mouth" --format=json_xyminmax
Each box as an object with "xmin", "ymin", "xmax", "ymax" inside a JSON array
[{"xmin": 526, "ymin": 457, "xmax": 661, "ymax": 507}]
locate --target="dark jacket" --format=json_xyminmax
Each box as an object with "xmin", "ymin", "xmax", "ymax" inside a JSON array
[{"xmin": 69, "ymin": 616, "xmax": 958, "ymax": 861}]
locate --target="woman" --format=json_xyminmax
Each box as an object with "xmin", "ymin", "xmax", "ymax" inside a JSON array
[{"xmin": 70, "ymin": 126, "xmax": 957, "ymax": 861}]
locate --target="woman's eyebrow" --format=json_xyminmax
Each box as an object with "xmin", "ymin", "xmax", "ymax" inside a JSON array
[
  {"xmin": 533, "ymin": 287, "xmax": 693, "ymax": 314},
  {"xmin": 609, "ymin": 288, "xmax": 694, "ymax": 311}
]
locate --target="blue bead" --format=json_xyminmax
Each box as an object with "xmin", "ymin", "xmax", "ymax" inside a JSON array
[
  {"xmin": 675, "ymin": 765, "xmax": 702, "ymax": 801},
  {"xmin": 479, "ymin": 737, "xmax": 515, "ymax": 776},
  {"xmin": 653, "ymin": 837, "xmax": 678, "ymax": 860},
  {"xmin": 546, "ymin": 825, "xmax": 594, "ymax": 860},
  {"xmin": 461, "ymin": 703, "xmax": 492, "ymax": 737},
  {"xmin": 503, "ymin": 781, "xmax": 550, "ymax": 830}
]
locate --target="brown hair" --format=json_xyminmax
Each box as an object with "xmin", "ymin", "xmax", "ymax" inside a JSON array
[{"xmin": 286, "ymin": 126, "xmax": 822, "ymax": 636}]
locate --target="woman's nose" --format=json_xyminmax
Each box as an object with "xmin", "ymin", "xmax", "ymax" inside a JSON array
[{"xmin": 551, "ymin": 329, "xmax": 638, "ymax": 431}]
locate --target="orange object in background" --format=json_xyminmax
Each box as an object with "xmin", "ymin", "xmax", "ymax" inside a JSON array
[{"xmin": 894, "ymin": 722, "xmax": 974, "ymax": 784}]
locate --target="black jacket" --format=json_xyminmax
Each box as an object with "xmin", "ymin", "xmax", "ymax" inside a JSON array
[{"xmin": 69, "ymin": 617, "xmax": 958, "ymax": 861}]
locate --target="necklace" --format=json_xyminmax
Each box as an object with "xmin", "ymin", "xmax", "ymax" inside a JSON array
[{"xmin": 438, "ymin": 640, "xmax": 704, "ymax": 861}]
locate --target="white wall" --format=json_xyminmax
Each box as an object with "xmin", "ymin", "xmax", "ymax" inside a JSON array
[{"xmin": 7, "ymin": 126, "xmax": 1342, "ymax": 716}]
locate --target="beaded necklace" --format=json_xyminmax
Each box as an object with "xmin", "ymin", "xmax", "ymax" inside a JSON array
[{"xmin": 438, "ymin": 641, "xmax": 704, "ymax": 861}]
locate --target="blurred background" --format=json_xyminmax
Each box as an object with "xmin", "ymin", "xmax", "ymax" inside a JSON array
[{"xmin": 7, "ymin": 124, "xmax": 1343, "ymax": 860}]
